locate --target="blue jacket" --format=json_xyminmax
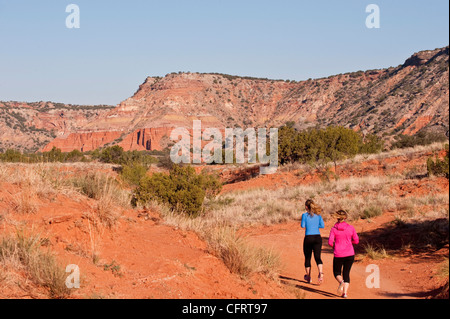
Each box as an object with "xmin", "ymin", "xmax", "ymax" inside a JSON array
[{"xmin": 301, "ymin": 212, "xmax": 325, "ymax": 236}]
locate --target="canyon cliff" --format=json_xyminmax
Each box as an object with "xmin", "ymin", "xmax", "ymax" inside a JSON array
[{"xmin": 1, "ymin": 46, "xmax": 448, "ymax": 153}]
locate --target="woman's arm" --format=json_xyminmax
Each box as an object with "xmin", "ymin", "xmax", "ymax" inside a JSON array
[
  {"xmin": 319, "ymin": 216, "xmax": 325, "ymax": 229},
  {"xmin": 301, "ymin": 213, "xmax": 306, "ymax": 228},
  {"xmin": 351, "ymin": 227, "xmax": 359, "ymax": 245},
  {"xmin": 328, "ymin": 228, "xmax": 335, "ymax": 247}
]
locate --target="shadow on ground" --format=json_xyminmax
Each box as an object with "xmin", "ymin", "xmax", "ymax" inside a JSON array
[
  {"xmin": 356, "ymin": 218, "xmax": 449, "ymax": 257},
  {"xmin": 279, "ymin": 275, "xmax": 337, "ymax": 298}
]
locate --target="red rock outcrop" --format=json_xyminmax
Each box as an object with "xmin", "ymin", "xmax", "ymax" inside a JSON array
[
  {"xmin": 42, "ymin": 131, "xmax": 122, "ymax": 152},
  {"xmin": 118, "ymin": 127, "xmax": 175, "ymax": 151},
  {"xmin": 2, "ymin": 46, "xmax": 448, "ymax": 153}
]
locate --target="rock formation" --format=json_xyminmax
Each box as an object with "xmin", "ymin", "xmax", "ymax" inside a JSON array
[{"xmin": 1, "ymin": 46, "xmax": 448, "ymax": 153}]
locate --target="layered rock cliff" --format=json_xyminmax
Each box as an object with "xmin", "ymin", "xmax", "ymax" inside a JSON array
[
  {"xmin": 1, "ymin": 46, "xmax": 448, "ymax": 153},
  {"xmin": 0, "ymin": 102, "xmax": 114, "ymax": 152}
]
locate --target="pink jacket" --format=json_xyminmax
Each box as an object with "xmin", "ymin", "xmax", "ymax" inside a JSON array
[{"xmin": 328, "ymin": 222, "xmax": 359, "ymax": 257}]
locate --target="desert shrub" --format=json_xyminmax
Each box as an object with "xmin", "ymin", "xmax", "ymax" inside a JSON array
[
  {"xmin": 155, "ymin": 151, "xmax": 175, "ymax": 169},
  {"xmin": 360, "ymin": 134, "xmax": 385, "ymax": 154},
  {"xmin": 97, "ymin": 145, "xmax": 125, "ymax": 164},
  {"xmin": 120, "ymin": 163, "xmax": 148, "ymax": 186},
  {"xmin": 132, "ymin": 165, "xmax": 222, "ymax": 217},
  {"xmin": 93, "ymin": 146, "xmax": 158, "ymax": 167},
  {"xmin": 278, "ymin": 125, "xmax": 383, "ymax": 166},
  {"xmin": 392, "ymin": 131, "xmax": 448, "ymax": 149},
  {"xmin": 42, "ymin": 147, "xmax": 65, "ymax": 162},
  {"xmin": 103, "ymin": 260, "xmax": 123, "ymax": 277},
  {"xmin": 0, "ymin": 149, "xmax": 23, "ymax": 162},
  {"xmin": 427, "ymin": 145, "xmax": 449, "ymax": 178},
  {"xmin": 64, "ymin": 149, "xmax": 87, "ymax": 162},
  {"xmin": 0, "ymin": 147, "xmax": 89, "ymax": 163},
  {"xmin": 0, "ymin": 230, "xmax": 70, "ymax": 298}
]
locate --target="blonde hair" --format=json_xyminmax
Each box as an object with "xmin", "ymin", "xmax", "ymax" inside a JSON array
[
  {"xmin": 334, "ymin": 210, "xmax": 348, "ymax": 222},
  {"xmin": 305, "ymin": 199, "xmax": 322, "ymax": 217}
]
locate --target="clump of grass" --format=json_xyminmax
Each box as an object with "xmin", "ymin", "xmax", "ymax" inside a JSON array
[
  {"xmin": 11, "ymin": 190, "xmax": 38, "ymax": 214},
  {"xmin": 434, "ymin": 258, "xmax": 449, "ymax": 299},
  {"xmin": 103, "ymin": 260, "xmax": 123, "ymax": 277},
  {"xmin": 437, "ymin": 258, "xmax": 449, "ymax": 279},
  {"xmin": 362, "ymin": 243, "xmax": 390, "ymax": 260},
  {"xmin": 70, "ymin": 172, "xmax": 130, "ymax": 229},
  {"xmin": 361, "ymin": 206, "xmax": 383, "ymax": 220},
  {"xmin": 0, "ymin": 230, "xmax": 70, "ymax": 298},
  {"xmin": 203, "ymin": 227, "xmax": 281, "ymax": 279}
]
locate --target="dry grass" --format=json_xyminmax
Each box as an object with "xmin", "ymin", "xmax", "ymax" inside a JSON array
[
  {"xmin": 155, "ymin": 203, "xmax": 282, "ymax": 279},
  {"xmin": 437, "ymin": 258, "xmax": 449, "ymax": 279},
  {"xmin": 201, "ymin": 173, "xmax": 448, "ymax": 226},
  {"xmin": 0, "ymin": 230, "xmax": 70, "ymax": 298},
  {"xmin": 158, "ymin": 163, "xmax": 448, "ymax": 278},
  {"xmin": 195, "ymin": 175, "xmax": 399, "ymax": 227},
  {"xmin": 10, "ymin": 190, "xmax": 39, "ymax": 214},
  {"xmin": 342, "ymin": 142, "xmax": 447, "ymax": 165},
  {"xmin": 361, "ymin": 243, "xmax": 391, "ymax": 260},
  {"xmin": 0, "ymin": 163, "xmax": 130, "ymax": 229},
  {"xmin": 70, "ymin": 171, "xmax": 130, "ymax": 229},
  {"xmin": 203, "ymin": 226, "xmax": 281, "ymax": 278}
]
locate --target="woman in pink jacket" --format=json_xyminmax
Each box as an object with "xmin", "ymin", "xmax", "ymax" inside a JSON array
[{"xmin": 328, "ymin": 210, "xmax": 359, "ymax": 298}]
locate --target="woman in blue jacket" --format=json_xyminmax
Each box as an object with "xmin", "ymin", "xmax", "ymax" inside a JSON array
[{"xmin": 301, "ymin": 199, "xmax": 325, "ymax": 284}]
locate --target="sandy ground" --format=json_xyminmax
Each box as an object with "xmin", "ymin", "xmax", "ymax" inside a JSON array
[
  {"xmin": 0, "ymin": 147, "xmax": 448, "ymax": 299},
  {"xmin": 243, "ymin": 214, "xmax": 448, "ymax": 299}
]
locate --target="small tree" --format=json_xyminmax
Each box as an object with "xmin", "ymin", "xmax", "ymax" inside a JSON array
[
  {"xmin": 132, "ymin": 165, "xmax": 222, "ymax": 217},
  {"xmin": 427, "ymin": 145, "xmax": 449, "ymax": 179},
  {"xmin": 99, "ymin": 146, "xmax": 125, "ymax": 164}
]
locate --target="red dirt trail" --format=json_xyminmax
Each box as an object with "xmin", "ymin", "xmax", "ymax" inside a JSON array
[{"xmin": 243, "ymin": 213, "xmax": 448, "ymax": 299}]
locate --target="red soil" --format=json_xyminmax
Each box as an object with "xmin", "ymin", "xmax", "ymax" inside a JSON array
[
  {"xmin": 242, "ymin": 214, "xmax": 448, "ymax": 299},
  {"xmin": 0, "ymin": 188, "xmax": 293, "ymax": 299},
  {"xmin": 0, "ymin": 147, "xmax": 448, "ymax": 299}
]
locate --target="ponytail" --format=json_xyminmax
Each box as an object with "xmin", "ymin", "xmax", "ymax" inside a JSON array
[{"xmin": 305, "ymin": 199, "xmax": 322, "ymax": 217}]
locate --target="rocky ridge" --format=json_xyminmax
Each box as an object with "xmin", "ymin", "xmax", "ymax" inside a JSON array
[{"xmin": 1, "ymin": 46, "xmax": 448, "ymax": 153}]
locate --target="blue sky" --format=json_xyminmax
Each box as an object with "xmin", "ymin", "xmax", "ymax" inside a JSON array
[{"xmin": 0, "ymin": 0, "xmax": 448, "ymax": 105}]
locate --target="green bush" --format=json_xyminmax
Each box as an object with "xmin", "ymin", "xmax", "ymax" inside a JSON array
[
  {"xmin": 0, "ymin": 147, "xmax": 89, "ymax": 163},
  {"xmin": 427, "ymin": 145, "xmax": 449, "ymax": 178},
  {"xmin": 360, "ymin": 134, "xmax": 385, "ymax": 154},
  {"xmin": 98, "ymin": 145, "xmax": 125, "ymax": 164},
  {"xmin": 392, "ymin": 131, "xmax": 448, "ymax": 149},
  {"xmin": 277, "ymin": 125, "xmax": 383, "ymax": 166},
  {"xmin": 64, "ymin": 149, "xmax": 86, "ymax": 162},
  {"xmin": 42, "ymin": 147, "xmax": 64, "ymax": 162},
  {"xmin": 120, "ymin": 163, "xmax": 148, "ymax": 186},
  {"xmin": 94, "ymin": 146, "xmax": 158, "ymax": 167},
  {"xmin": 0, "ymin": 149, "xmax": 23, "ymax": 162},
  {"xmin": 132, "ymin": 165, "xmax": 222, "ymax": 217}
]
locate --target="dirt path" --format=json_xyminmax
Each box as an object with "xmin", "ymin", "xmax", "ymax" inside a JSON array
[{"xmin": 244, "ymin": 221, "xmax": 417, "ymax": 299}]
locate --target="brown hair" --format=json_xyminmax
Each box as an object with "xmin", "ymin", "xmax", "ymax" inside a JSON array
[
  {"xmin": 334, "ymin": 210, "xmax": 348, "ymax": 222},
  {"xmin": 305, "ymin": 199, "xmax": 322, "ymax": 217}
]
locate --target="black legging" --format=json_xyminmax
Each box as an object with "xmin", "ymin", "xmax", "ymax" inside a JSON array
[
  {"xmin": 303, "ymin": 235, "xmax": 323, "ymax": 268},
  {"xmin": 333, "ymin": 255, "xmax": 355, "ymax": 283}
]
